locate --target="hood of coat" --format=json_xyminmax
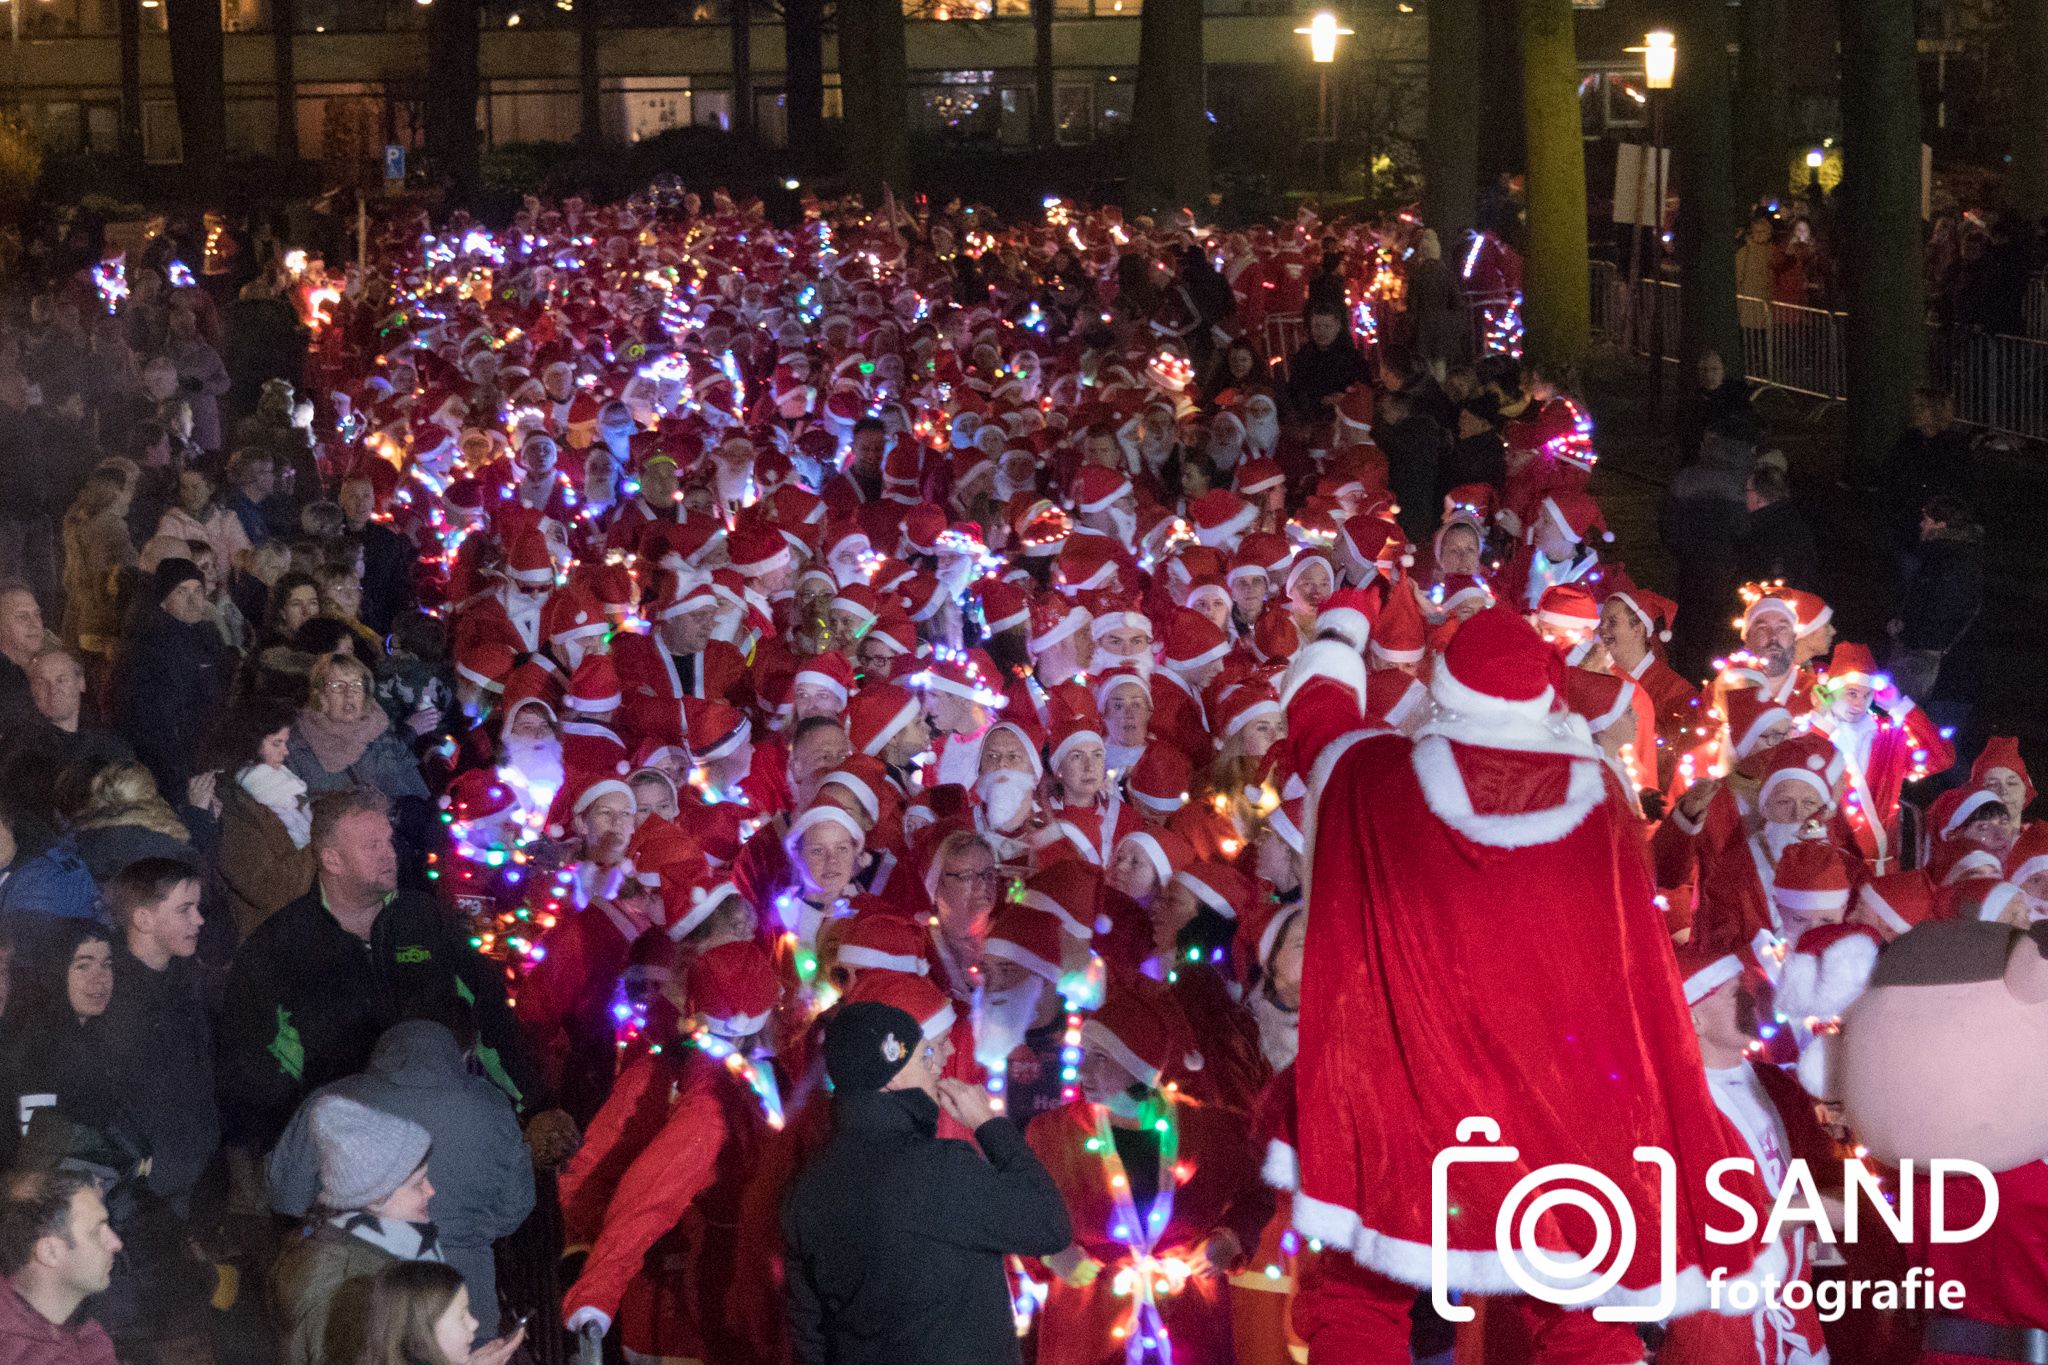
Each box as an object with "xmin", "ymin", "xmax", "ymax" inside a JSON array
[{"xmin": 368, "ymin": 1020, "xmax": 467, "ymax": 1087}]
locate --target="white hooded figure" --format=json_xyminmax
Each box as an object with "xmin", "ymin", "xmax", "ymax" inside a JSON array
[
  {"xmin": 1243, "ymin": 393, "xmax": 1281, "ymax": 462},
  {"xmin": 974, "ymin": 768, "xmax": 1040, "ymax": 866}
]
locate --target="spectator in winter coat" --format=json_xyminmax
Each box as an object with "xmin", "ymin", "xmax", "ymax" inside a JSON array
[
  {"xmin": 107, "ymin": 559, "xmax": 229, "ymax": 799},
  {"xmin": 1283, "ymin": 306, "xmax": 1373, "ymax": 422},
  {"xmin": 287, "ymin": 654, "xmax": 430, "ymax": 803},
  {"xmin": 58, "ymin": 469, "xmax": 136, "ymax": 665},
  {"xmin": 0, "ymin": 808, "xmax": 102, "ymax": 964},
  {"xmin": 1373, "ymin": 388, "xmax": 1447, "ymax": 546},
  {"xmin": 63, "ymin": 762, "xmax": 198, "ymax": 889},
  {"xmin": 1879, "ymin": 387, "xmax": 1975, "ymax": 552},
  {"xmin": 211, "ymin": 701, "xmax": 315, "ymax": 940},
  {"xmin": 1658, "ymin": 428, "xmax": 1754, "ymax": 681},
  {"xmin": 1733, "ymin": 459, "xmax": 1821, "ymax": 591},
  {"xmin": 1888, "ymin": 495, "xmax": 1985, "ymax": 706},
  {"xmin": 98, "ymin": 859, "xmax": 218, "ymax": 1215},
  {"xmin": 0, "ymin": 649, "xmax": 133, "ymax": 823},
  {"xmin": 270, "ymin": 1095, "xmax": 438, "ymax": 1365},
  {"xmin": 782, "ymin": 1000, "xmax": 1072, "ymax": 1365},
  {"xmin": 0, "ymin": 1170, "xmax": 121, "ymax": 1365},
  {"xmin": 156, "ymin": 302, "xmax": 229, "ymax": 455},
  {"xmin": 268, "ymin": 1015, "xmax": 534, "ymax": 1344},
  {"xmin": 0, "ymin": 921, "xmax": 122, "ymax": 1174}
]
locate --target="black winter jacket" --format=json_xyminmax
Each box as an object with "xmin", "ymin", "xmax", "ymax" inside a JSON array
[
  {"xmin": 782, "ymin": 1088, "xmax": 1071, "ymax": 1365},
  {"xmin": 216, "ymin": 885, "xmax": 542, "ymax": 1148}
]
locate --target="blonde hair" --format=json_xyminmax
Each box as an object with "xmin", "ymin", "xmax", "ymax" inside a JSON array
[{"xmin": 307, "ymin": 652, "xmax": 374, "ymax": 707}]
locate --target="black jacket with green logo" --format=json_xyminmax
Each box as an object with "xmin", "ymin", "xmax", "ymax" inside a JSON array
[{"xmin": 217, "ymin": 885, "xmax": 543, "ymax": 1148}]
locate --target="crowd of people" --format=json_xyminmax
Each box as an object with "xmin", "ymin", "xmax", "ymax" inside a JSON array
[{"xmin": 0, "ymin": 179, "xmax": 2032, "ymax": 1365}]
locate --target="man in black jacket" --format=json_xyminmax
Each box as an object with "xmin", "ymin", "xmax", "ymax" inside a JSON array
[
  {"xmin": 1733, "ymin": 459, "xmax": 1821, "ymax": 591},
  {"xmin": 215, "ymin": 789, "xmax": 570, "ymax": 1159},
  {"xmin": 782, "ymin": 1001, "xmax": 1072, "ymax": 1365},
  {"xmin": 100, "ymin": 859, "xmax": 218, "ymax": 1218},
  {"xmin": 107, "ymin": 559, "xmax": 228, "ymax": 799}
]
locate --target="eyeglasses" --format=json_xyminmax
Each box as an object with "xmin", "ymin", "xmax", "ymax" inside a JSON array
[
  {"xmin": 943, "ymin": 869, "xmax": 1001, "ymax": 888},
  {"xmin": 323, "ymin": 680, "xmax": 367, "ymax": 695}
]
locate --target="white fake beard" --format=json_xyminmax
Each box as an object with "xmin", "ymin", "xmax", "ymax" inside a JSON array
[
  {"xmin": 2025, "ymin": 891, "xmax": 2048, "ymax": 922},
  {"xmin": 1250, "ymin": 991, "xmax": 1299, "ymax": 1072},
  {"xmin": 936, "ymin": 554, "xmax": 976, "ymax": 600},
  {"xmin": 1105, "ymin": 506, "xmax": 1138, "ymax": 543},
  {"xmin": 1140, "ymin": 438, "xmax": 1173, "ymax": 471},
  {"xmin": 1089, "ymin": 647, "xmax": 1153, "ymax": 678},
  {"xmin": 1246, "ymin": 414, "xmax": 1280, "ymax": 454},
  {"xmin": 503, "ymin": 589, "xmax": 544, "ymax": 637},
  {"xmin": 1208, "ymin": 436, "xmax": 1243, "ymax": 471},
  {"xmin": 1761, "ymin": 820, "xmax": 1807, "ymax": 862},
  {"xmin": 829, "ymin": 555, "xmax": 867, "ymax": 589},
  {"xmin": 995, "ymin": 469, "xmax": 1033, "ymax": 502},
  {"xmin": 976, "ymin": 769, "xmax": 1037, "ymax": 834},
  {"xmin": 501, "ymin": 737, "xmax": 565, "ymax": 809},
  {"xmin": 974, "ymin": 976, "xmax": 1046, "ymax": 1070}
]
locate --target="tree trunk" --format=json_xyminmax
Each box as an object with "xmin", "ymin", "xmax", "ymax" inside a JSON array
[
  {"xmin": 116, "ymin": 0, "xmax": 142, "ymax": 160},
  {"xmin": 784, "ymin": 0, "xmax": 825, "ymax": 158},
  {"xmin": 1839, "ymin": 0, "xmax": 1924, "ymax": 481},
  {"xmin": 272, "ymin": 0, "xmax": 298, "ymax": 160},
  {"xmin": 1129, "ymin": 0, "xmax": 1205, "ymax": 211},
  {"xmin": 730, "ymin": 0, "xmax": 754, "ymax": 142},
  {"xmin": 578, "ymin": 0, "xmax": 602, "ymax": 147},
  {"xmin": 1733, "ymin": 0, "xmax": 1789, "ymax": 211},
  {"xmin": 836, "ymin": 0, "xmax": 906, "ymax": 194},
  {"xmin": 1424, "ymin": 0, "xmax": 1481, "ymax": 242},
  {"xmin": 2012, "ymin": 0, "xmax": 2048, "ymax": 218},
  {"xmin": 1031, "ymin": 0, "xmax": 1055, "ymax": 150},
  {"xmin": 425, "ymin": 0, "xmax": 482, "ymax": 200},
  {"xmin": 164, "ymin": 0, "xmax": 226, "ymax": 180},
  {"xmin": 1517, "ymin": 0, "xmax": 1589, "ymax": 372},
  {"xmin": 1673, "ymin": 0, "xmax": 1742, "ymax": 370}
]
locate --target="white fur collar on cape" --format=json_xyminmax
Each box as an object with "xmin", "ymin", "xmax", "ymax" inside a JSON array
[{"xmin": 1408, "ymin": 713, "xmax": 1607, "ymax": 850}]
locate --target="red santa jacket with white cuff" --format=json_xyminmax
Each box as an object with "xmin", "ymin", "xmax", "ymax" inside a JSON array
[{"xmin": 1812, "ymin": 699, "xmax": 1954, "ymax": 875}]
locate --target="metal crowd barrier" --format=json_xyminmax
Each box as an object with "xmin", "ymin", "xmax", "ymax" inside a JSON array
[{"xmin": 1587, "ymin": 259, "xmax": 2048, "ymax": 443}]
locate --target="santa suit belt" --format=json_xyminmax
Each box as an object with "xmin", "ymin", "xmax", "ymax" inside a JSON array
[{"xmin": 1925, "ymin": 1314, "xmax": 2048, "ymax": 1363}]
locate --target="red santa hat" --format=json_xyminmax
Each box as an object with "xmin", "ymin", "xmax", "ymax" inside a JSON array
[
  {"xmin": 984, "ymin": 904, "xmax": 1070, "ymax": 987},
  {"xmin": 1369, "ymin": 586, "xmax": 1427, "ymax": 668},
  {"xmin": 866, "ymin": 613, "xmax": 918, "ymax": 659},
  {"xmin": 838, "ymin": 910, "xmax": 933, "ymax": 977},
  {"xmin": 1673, "ymin": 942, "xmax": 1747, "ymax": 1006},
  {"xmin": 1608, "ymin": 583, "xmax": 1678, "ymax": 644},
  {"xmin": 1234, "ymin": 458, "xmax": 1286, "ymax": 499},
  {"xmin": 829, "ymin": 583, "xmax": 882, "ymax": 633},
  {"xmin": 1821, "ymin": 641, "xmax": 1879, "ymax": 689},
  {"xmin": 977, "ymin": 580, "xmax": 1032, "ymax": 636},
  {"xmin": 687, "ymin": 941, "xmax": 781, "ymax": 1037},
  {"xmin": 1020, "ymin": 861, "xmax": 1110, "ymax": 940},
  {"xmin": 1071, "ymin": 465, "xmax": 1134, "ymax": 515},
  {"xmin": 1047, "ymin": 712, "xmax": 1106, "ymax": 772},
  {"xmin": 1161, "ymin": 609, "xmax": 1230, "ymax": 674},
  {"xmin": 546, "ymin": 771, "xmax": 636, "ymax": 839},
  {"xmin": 1313, "ymin": 588, "xmax": 1377, "ymax": 655},
  {"xmin": 506, "ymin": 530, "xmax": 556, "ymax": 587},
  {"xmin": 793, "ymin": 652, "xmax": 855, "ymax": 709},
  {"xmin": 627, "ymin": 817, "xmax": 701, "ymax": 887},
  {"xmin": 1428, "ymin": 606, "xmax": 1557, "ymax": 724},
  {"xmin": 1364, "ymin": 669, "xmax": 1429, "ymax": 731},
  {"xmin": 1563, "ymin": 669, "xmax": 1634, "ymax": 737},
  {"xmin": 1029, "ymin": 592, "xmax": 1089, "ymax": 655},
  {"xmin": 543, "ymin": 586, "xmax": 608, "ymax": 653},
  {"xmin": 1338, "ymin": 516, "xmax": 1411, "ymax": 581},
  {"xmin": 785, "ymin": 799, "xmax": 867, "ymax": 854},
  {"xmin": 1540, "ymin": 491, "xmax": 1612, "ymax": 547},
  {"xmin": 1775, "ymin": 922, "xmax": 1882, "ymax": 1023},
  {"xmin": 1536, "ymin": 584, "xmax": 1602, "ymax": 638},
  {"xmin": 728, "ymin": 526, "xmax": 792, "ymax": 578},
  {"xmin": 684, "ymin": 698, "xmax": 750, "ymax": 763},
  {"xmin": 1973, "ymin": 735, "xmax": 2035, "ymax": 808},
  {"xmin": 655, "ymin": 570, "xmax": 720, "ymax": 620},
  {"xmin": 1721, "ymin": 687, "xmax": 1792, "ymax": 761},
  {"xmin": 1187, "ymin": 490, "xmax": 1257, "ymax": 549},
  {"xmin": 1127, "ymin": 744, "xmax": 1193, "ymax": 816},
  {"xmin": 1778, "ymin": 588, "xmax": 1834, "ymax": 639},
  {"xmin": 1117, "ymin": 827, "xmax": 1196, "ymax": 890},
  {"xmin": 564, "ymin": 654, "xmax": 623, "ymax": 714},
  {"xmin": 441, "ymin": 768, "xmax": 517, "ymax": 825},
  {"xmin": 843, "ymin": 970, "xmax": 957, "ymax": 1041},
  {"xmin": 1759, "ymin": 734, "xmax": 1844, "ymax": 809},
  {"xmin": 846, "ymin": 683, "xmax": 922, "ymax": 756},
  {"xmin": 661, "ymin": 872, "xmax": 741, "ymax": 940},
  {"xmin": 1082, "ymin": 987, "xmax": 1202, "ymax": 1089},
  {"xmin": 1741, "ymin": 593, "xmax": 1797, "ymax": 634},
  {"xmin": 1854, "ymin": 871, "xmax": 1937, "ymax": 939},
  {"xmin": 1173, "ymin": 859, "xmax": 1255, "ymax": 922},
  {"xmin": 1211, "ymin": 683, "xmax": 1281, "ymax": 749},
  {"xmin": 1773, "ymin": 840, "xmax": 1853, "ymax": 917},
  {"xmin": 2007, "ymin": 821, "xmax": 2048, "ymax": 890},
  {"xmin": 1055, "ymin": 538, "xmax": 1122, "ymax": 596},
  {"xmin": 1932, "ymin": 783, "xmax": 2006, "ymax": 843},
  {"xmin": 455, "ymin": 640, "xmax": 518, "ymax": 695},
  {"xmin": 819, "ymin": 756, "xmax": 892, "ymax": 825},
  {"xmin": 902, "ymin": 504, "xmax": 948, "ymax": 557}
]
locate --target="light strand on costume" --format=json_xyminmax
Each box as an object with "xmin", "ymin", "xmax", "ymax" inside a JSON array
[
  {"xmin": 1086, "ymin": 1094, "xmax": 1187, "ymax": 1363},
  {"xmin": 682, "ymin": 1019, "xmax": 786, "ymax": 1130}
]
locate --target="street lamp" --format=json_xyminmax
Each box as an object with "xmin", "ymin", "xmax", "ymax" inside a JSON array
[
  {"xmin": 1294, "ymin": 10, "xmax": 1352, "ymax": 189},
  {"xmin": 1642, "ymin": 29, "xmax": 1675, "ymax": 90}
]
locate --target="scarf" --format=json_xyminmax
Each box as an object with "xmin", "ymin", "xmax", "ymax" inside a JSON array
[
  {"xmin": 240, "ymin": 762, "xmax": 311, "ymax": 848},
  {"xmin": 295, "ymin": 704, "xmax": 392, "ymax": 775},
  {"xmin": 335, "ymin": 1212, "xmax": 444, "ymax": 1262}
]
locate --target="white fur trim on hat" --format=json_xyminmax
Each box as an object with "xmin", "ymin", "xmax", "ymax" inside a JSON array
[
  {"xmin": 1280, "ymin": 637, "xmax": 1369, "ymax": 716},
  {"xmin": 702, "ymin": 1005, "xmax": 774, "ymax": 1038},
  {"xmin": 917, "ymin": 1000, "xmax": 958, "ymax": 1041},
  {"xmin": 1263, "ymin": 1137, "xmax": 1300, "ymax": 1192},
  {"xmin": 1049, "ymin": 725, "xmax": 1105, "ymax": 772},
  {"xmin": 1776, "ymin": 934, "xmax": 1879, "ymax": 1021},
  {"xmin": 819, "ymin": 769, "xmax": 881, "ymax": 823},
  {"xmin": 1940, "ymin": 788, "xmax": 2004, "ymax": 839},
  {"xmin": 1122, "ymin": 831, "xmax": 1176, "ymax": 889},
  {"xmin": 1428, "ymin": 662, "xmax": 1556, "ymax": 728},
  {"xmin": 1793, "ymin": 602, "xmax": 1835, "ymax": 638},
  {"xmin": 1733, "ymin": 706, "xmax": 1792, "ymax": 759},
  {"xmin": 1030, "ymin": 607, "xmax": 1087, "ymax": 654},
  {"xmin": 1268, "ymin": 803, "xmax": 1305, "ymax": 854},
  {"xmin": 785, "ymin": 804, "xmax": 866, "ymax": 852},
  {"xmin": 1855, "ymin": 882, "xmax": 1913, "ymax": 937},
  {"xmin": 1081, "ymin": 1016, "xmax": 1164, "ymax": 1089},
  {"xmin": 668, "ymin": 881, "xmax": 740, "ymax": 941},
  {"xmin": 858, "ymin": 696, "xmax": 923, "ymax": 757},
  {"xmin": 1681, "ymin": 953, "xmax": 1742, "ymax": 1005},
  {"xmin": 1316, "ymin": 607, "xmax": 1372, "ymax": 655},
  {"xmin": 1761, "ymin": 767, "xmax": 1833, "ymax": 809},
  {"xmin": 983, "ymin": 936, "xmax": 1062, "ymax": 985},
  {"xmin": 793, "ymin": 666, "xmax": 852, "ymax": 706},
  {"xmin": 573, "ymin": 778, "xmax": 635, "ymax": 815},
  {"xmin": 1220, "ymin": 698, "xmax": 1281, "ymax": 743},
  {"xmin": 1017, "ymin": 888, "xmax": 1098, "ymax": 940},
  {"xmin": 1174, "ymin": 868, "xmax": 1239, "ymax": 920},
  {"xmin": 1259, "ymin": 905, "xmax": 1304, "ymax": 970},
  {"xmin": 1744, "ymin": 596, "xmax": 1796, "ymax": 629},
  {"xmin": 1369, "ymin": 638, "xmax": 1425, "ymax": 667},
  {"xmin": 838, "ymin": 944, "xmax": 930, "ymax": 975}
]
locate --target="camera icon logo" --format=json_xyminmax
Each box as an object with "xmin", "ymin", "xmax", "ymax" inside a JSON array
[{"xmin": 1431, "ymin": 1117, "xmax": 1676, "ymax": 1323}]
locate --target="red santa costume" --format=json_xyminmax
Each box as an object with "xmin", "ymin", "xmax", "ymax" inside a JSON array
[
  {"xmin": 1919, "ymin": 1160, "xmax": 2048, "ymax": 1365},
  {"xmin": 1025, "ymin": 988, "xmax": 1276, "ymax": 1365},
  {"xmin": 1807, "ymin": 643, "xmax": 1954, "ymax": 875},
  {"xmin": 560, "ymin": 941, "xmax": 786, "ymax": 1363},
  {"xmin": 452, "ymin": 530, "xmax": 555, "ymax": 656},
  {"xmin": 1280, "ymin": 609, "xmax": 1784, "ymax": 1360},
  {"xmin": 1693, "ymin": 738, "xmax": 1850, "ymax": 956}
]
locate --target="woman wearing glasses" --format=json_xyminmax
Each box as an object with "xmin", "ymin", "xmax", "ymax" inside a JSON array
[{"xmin": 286, "ymin": 654, "xmax": 430, "ymax": 805}]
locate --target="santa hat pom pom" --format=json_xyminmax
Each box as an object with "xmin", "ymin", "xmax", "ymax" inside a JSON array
[
  {"xmin": 1601, "ymin": 530, "xmax": 1615, "ymax": 543},
  {"xmin": 547, "ymin": 821, "xmax": 566, "ymax": 840},
  {"xmin": 1659, "ymin": 629, "xmax": 1673, "ymax": 642},
  {"xmin": 1807, "ymin": 754, "xmax": 1826, "ymax": 771},
  {"xmin": 1398, "ymin": 552, "xmax": 1415, "ymax": 568},
  {"xmin": 1182, "ymin": 1049, "xmax": 1205, "ymax": 1072}
]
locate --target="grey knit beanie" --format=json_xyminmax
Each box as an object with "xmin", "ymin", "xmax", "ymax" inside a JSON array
[{"xmin": 311, "ymin": 1095, "xmax": 432, "ymax": 1212}]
